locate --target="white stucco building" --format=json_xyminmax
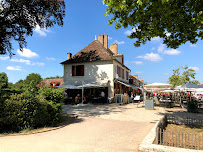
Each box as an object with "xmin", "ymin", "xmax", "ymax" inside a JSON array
[{"xmin": 60, "ymin": 33, "xmax": 136, "ymax": 99}]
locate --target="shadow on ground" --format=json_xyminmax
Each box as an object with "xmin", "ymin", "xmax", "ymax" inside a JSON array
[{"xmin": 63, "ymin": 103, "xmax": 134, "ymax": 117}]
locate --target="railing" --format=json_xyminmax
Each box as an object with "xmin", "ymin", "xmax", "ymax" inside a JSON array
[{"xmin": 156, "ymin": 115, "xmax": 203, "ymax": 150}]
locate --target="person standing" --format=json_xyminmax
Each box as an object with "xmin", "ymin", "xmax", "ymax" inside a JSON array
[{"xmin": 101, "ymin": 91, "xmax": 105, "ymax": 104}]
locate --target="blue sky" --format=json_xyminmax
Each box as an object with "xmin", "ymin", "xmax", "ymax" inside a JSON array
[{"xmin": 0, "ymin": 0, "xmax": 203, "ymax": 84}]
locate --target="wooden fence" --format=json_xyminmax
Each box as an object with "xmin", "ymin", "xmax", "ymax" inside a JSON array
[{"xmin": 156, "ymin": 115, "xmax": 203, "ymax": 150}]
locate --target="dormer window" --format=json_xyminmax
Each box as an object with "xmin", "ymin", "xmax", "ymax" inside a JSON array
[{"xmin": 72, "ymin": 65, "xmax": 84, "ymax": 76}]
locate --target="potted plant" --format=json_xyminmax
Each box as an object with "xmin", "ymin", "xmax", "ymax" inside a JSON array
[{"xmin": 187, "ymin": 99, "xmax": 198, "ymax": 113}]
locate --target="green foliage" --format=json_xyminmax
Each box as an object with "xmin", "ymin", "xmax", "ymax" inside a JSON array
[
  {"xmin": 168, "ymin": 65, "xmax": 200, "ymax": 87},
  {"xmin": 103, "ymin": 0, "xmax": 203, "ymax": 49},
  {"xmin": 38, "ymin": 88, "xmax": 65, "ymax": 104},
  {"xmin": 0, "ymin": 0, "xmax": 65, "ymax": 56},
  {"xmin": 0, "ymin": 93, "xmax": 62, "ymax": 132},
  {"xmin": 45, "ymin": 76, "xmax": 63, "ymax": 79},
  {"xmin": 0, "ymin": 72, "xmax": 8, "ymax": 89},
  {"xmin": 24, "ymin": 73, "xmax": 42, "ymax": 86}
]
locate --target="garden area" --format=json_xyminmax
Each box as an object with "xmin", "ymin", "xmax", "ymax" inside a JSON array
[
  {"xmin": 155, "ymin": 115, "xmax": 203, "ymax": 150},
  {"xmin": 0, "ymin": 72, "xmax": 67, "ymax": 134}
]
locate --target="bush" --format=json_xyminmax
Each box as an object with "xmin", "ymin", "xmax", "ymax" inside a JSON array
[
  {"xmin": 38, "ymin": 88, "xmax": 66, "ymax": 103},
  {"xmin": 0, "ymin": 93, "xmax": 62, "ymax": 133}
]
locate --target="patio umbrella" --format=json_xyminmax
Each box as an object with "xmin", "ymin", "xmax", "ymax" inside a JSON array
[
  {"xmin": 144, "ymin": 83, "xmax": 173, "ymax": 89},
  {"xmin": 56, "ymin": 84, "xmax": 80, "ymax": 89},
  {"xmin": 174, "ymin": 83, "xmax": 203, "ymax": 91}
]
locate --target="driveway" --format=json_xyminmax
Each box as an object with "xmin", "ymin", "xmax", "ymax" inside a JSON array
[{"xmin": 0, "ymin": 103, "xmax": 166, "ymax": 152}]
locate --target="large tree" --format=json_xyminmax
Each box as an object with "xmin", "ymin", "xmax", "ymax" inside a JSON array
[
  {"xmin": 103, "ymin": 0, "xmax": 203, "ymax": 49},
  {"xmin": 0, "ymin": 72, "xmax": 8, "ymax": 89},
  {"xmin": 24, "ymin": 73, "xmax": 42, "ymax": 86},
  {"xmin": 0, "ymin": 0, "xmax": 65, "ymax": 56},
  {"xmin": 168, "ymin": 66, "xmax": 200, "ymax": 87}
]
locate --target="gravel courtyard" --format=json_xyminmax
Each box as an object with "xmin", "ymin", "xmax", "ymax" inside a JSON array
[{"xmin": 0, "ymin": 103, "xmax": 172, "ymax": 152}]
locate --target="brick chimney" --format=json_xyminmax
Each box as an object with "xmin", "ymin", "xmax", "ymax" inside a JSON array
[
  {"xmin": 67, "ymin": 53, "xmax": 72, "ymax": 60},
  {"xmin": 110, "ymin": 43, "xmax": 117, "ymax": 55},
  {"xmin": 98, "ymin": 32, "xmax": 108, "ymax": 49},
  {"xmin": 133, "ymin": 75, "xmax": 138, "ymax": 79}
]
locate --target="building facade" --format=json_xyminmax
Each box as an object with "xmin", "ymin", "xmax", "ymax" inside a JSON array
[{"xmin": 61, "ymin": 33, "xmax": 136, "ymax": 99}]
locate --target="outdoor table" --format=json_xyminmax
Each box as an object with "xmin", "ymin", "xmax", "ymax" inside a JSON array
[{"xmin": 160, "ymin": 100, "xmax": 174, "ymax": 108}]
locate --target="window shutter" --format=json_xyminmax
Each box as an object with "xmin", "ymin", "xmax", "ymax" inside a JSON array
[
  {"xmin": 72, "ymin": 66, "xmax": 75, "ymax": 76},
  {"xmin": 81, "ymin": 65, "xmax": 84, "ymax": 76}
]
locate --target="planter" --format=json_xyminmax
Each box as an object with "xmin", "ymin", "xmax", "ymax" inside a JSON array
[{"xmin": 187, "ymin": 101, "xmax": 198, "ymax": 113}]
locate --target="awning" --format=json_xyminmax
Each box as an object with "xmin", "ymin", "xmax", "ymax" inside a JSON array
[
  {"xmin": 78, "ymin": 82, "xmax": 107, "ymax": 88},
  {"xmin": 56, "ymin": 84, "xmax": 80, "ymax": 89},
  {"xmin": 115, "ymin": 79, "xmax": 138, "ymax": 90}
]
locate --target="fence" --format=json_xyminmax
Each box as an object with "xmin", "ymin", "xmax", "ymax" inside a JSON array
[{"xmin": 156, "ymin": 115, "xmax": 203, "ymax": 150}]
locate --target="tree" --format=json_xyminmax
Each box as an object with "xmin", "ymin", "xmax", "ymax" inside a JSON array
[
  {"xmin": 168, "ymin": 66, "xmax": 200, "ymax": 87},
  {"xmin": 103, "ymin": 0, "xmax": 203, "ymax": 49},
  {"xmin": 0, "ymin": 72, "xmax": 8, "ymax": 89},
  {"xmin": 24, "ymin": 73, "xmax": 42, "ymax": 86},
  {"xmin": 0, "ymin": 0, "xmax": 65, "ymax": 56}
]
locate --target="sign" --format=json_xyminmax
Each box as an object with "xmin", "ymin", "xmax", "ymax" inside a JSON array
[{"xmin": 115, "ymin": 94, "xmax": 123, "ymax": 104}]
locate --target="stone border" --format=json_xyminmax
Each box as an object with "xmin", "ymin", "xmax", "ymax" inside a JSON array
[{"xmin": 139, "ymin": 116, "xmax": 202, "ymax": 152}]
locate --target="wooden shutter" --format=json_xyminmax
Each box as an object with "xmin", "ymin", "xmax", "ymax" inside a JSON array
[
  {"xmin": 81, "ymin": 65, "xmax": 84, "ymax": 76},
  {"xmin": 72, "ymin": 66, "xmax": 75, "ymax": 76}
]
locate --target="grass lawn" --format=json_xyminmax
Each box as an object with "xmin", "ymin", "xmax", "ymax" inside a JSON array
[{"xmin": 161, "ymin": 124, "xmax": 203, "ymax": 150}]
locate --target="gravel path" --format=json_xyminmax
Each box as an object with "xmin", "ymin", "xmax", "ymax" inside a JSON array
[{"xmin": 0, "ymin": 103, "xmax": 172, "ymax": 152}]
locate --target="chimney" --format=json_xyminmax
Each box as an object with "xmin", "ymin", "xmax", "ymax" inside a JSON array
[
  {"xmin": 133, "ymin": 75, "xmax": 138, "ymax": 79},
  {"xmin": 98, "ymin": 32, "xmax": 108, "ymax": 49},
  {"xmin": 67, "ymin": 53, "xmax": 72, "ymax": 60},
  {"xmin": 110, "ymin": 43, "xmax": 118, "ymax": 55},
  {"xmin": 142, "ymin": 80, "xmax": 144, "ymax": 83}
]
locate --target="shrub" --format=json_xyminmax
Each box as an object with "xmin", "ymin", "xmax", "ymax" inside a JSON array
[
  {"xmin": 0, "ymin": 93, "xmax": 62, "ymax": 133},
  {"xmin": 38, "ymin": 88, "xmax": 66, "ymax": 103}
]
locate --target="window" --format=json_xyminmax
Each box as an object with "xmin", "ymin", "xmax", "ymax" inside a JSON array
[
  {"xmin": 117, "ymin": 65, "xmax": 120, "ymax": 77},
  {"xmin": 72, "ymin": 65, "xmax": 84, "ymax": 76},
  {"xmin": 122, "ymin": 69, "xmax": 124, "ymax": 79},
  {"xmin": 126, "ymin": 71, "xmax": 129, "ymax": 80}
]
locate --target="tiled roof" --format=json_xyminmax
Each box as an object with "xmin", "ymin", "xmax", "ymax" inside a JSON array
[
  {"xmin": 39, "ymin": 78, "xmax": 64, "ymax": 87},
  {"xmin": 60, "ymin": 40, "xmax": 115, "ymax": 64}
]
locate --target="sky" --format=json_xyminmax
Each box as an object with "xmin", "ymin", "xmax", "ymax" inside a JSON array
[{"xmin": 0, "ymin": 0, "xmax": 203, "ymax": 84}]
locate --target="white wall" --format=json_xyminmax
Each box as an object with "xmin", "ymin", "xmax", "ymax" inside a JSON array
[{"xmin": 63, "ymin": 60, "xmax": 114, "ymax": 97}]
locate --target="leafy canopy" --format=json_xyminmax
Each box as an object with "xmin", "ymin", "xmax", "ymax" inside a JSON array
[
  {"xmin": 168, "ymin": 66, "xmax": 200, "ymax": 87},
  {"xmin": 0, "ymin": 72, "xmax": 8, "ymax": 89},
  {"xmin": 0, "ymin": 0, "xmax": 65, "ymax": 56},
  {"xmin": 103, "ymin": 0, "xmax": 203, "ymax": 48},
  {"xmin": 24, "ymin": 73, "xmax": 42, "ymax": 86}
]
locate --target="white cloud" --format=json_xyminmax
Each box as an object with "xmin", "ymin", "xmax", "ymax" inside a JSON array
[
  {"xmin": 163, "ymin": 73, "xmax": 169, "ymax": 76},
  {"xmin": 46, "ymin": 57, "xmax": 56, "ymax": 61},
  {"xmin": 163, "ymin": 49, "xmax": 181, "ymax": 55},
  {"xmin": 165, "ymin": 32, "xmax": 171, "ymax": 37},
  {"xmin": 10, "ymin": 58, "xmax": 44, "ymax": 66},
  {"xmin": 124, "ymin": 27, "xmax": 141, "ymax": 35},
  {"xmin": 0, "ymin": 56, "xmax": 9, "ymax": 60},
  {"xmin": 108, "ymin": 36, "xmax": 112, "ymax": 40},
  {"xmin": 137, "ymin": 53, "xmax": 162, "ymax": 62},
  {"xmin": 151, "ymin": 47, "xmax": 155, "ymax": 50},
  {"xmin": 157, "ymin": 44, "xmax": 181, "ymax": 55},
  {"xmin": 135, "ymin": 61, "xmax": 143, "ymax": 65},
  {"xmin": 6, "ymin": 66, "xmax": 22, "ymax": 71},
  {"xmin": 151, "ymin": 37, "xmax": 161, "ymax": 42},
  {"xmin": 190, "ymin": 44, "xmax": 197, "ymax": 47},
  {"xmin": 189, "ymin": 67, "xmax": 200, "ymax": 72},
  {"xmin": 114, "ymin": 40, "xmax": 125, "ymax": 45},
  {"xmin": 11, "ymin": 58, "xmax": 31, "ymax": 65},
  {"xmin": 17, "ymin": 48, "xmax": 39, "ymax": 58},
  {"xmin": 158, "ymin": 44, "xmax": 165, "ymax": 53},
  {"xmin": 34, "ymin": 25, "xmax": 50, "ymax": 37},
  {"xmin": 31, "ymin": 62, "xmax": 45, "ymax": 66}
]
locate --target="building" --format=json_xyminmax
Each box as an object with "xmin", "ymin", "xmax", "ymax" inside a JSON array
[
  {"xmin": 60, "ymin": 33, "xmax": 137, "ymax": 101},
  {"xmin": 39, "ymin": 78, "xmax": 64, "ymax": 88}
]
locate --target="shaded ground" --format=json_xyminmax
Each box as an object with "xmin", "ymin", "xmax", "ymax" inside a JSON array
[{"xmin": 0, "ymin": 103, "xmax": 200, "ymax": 152}]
